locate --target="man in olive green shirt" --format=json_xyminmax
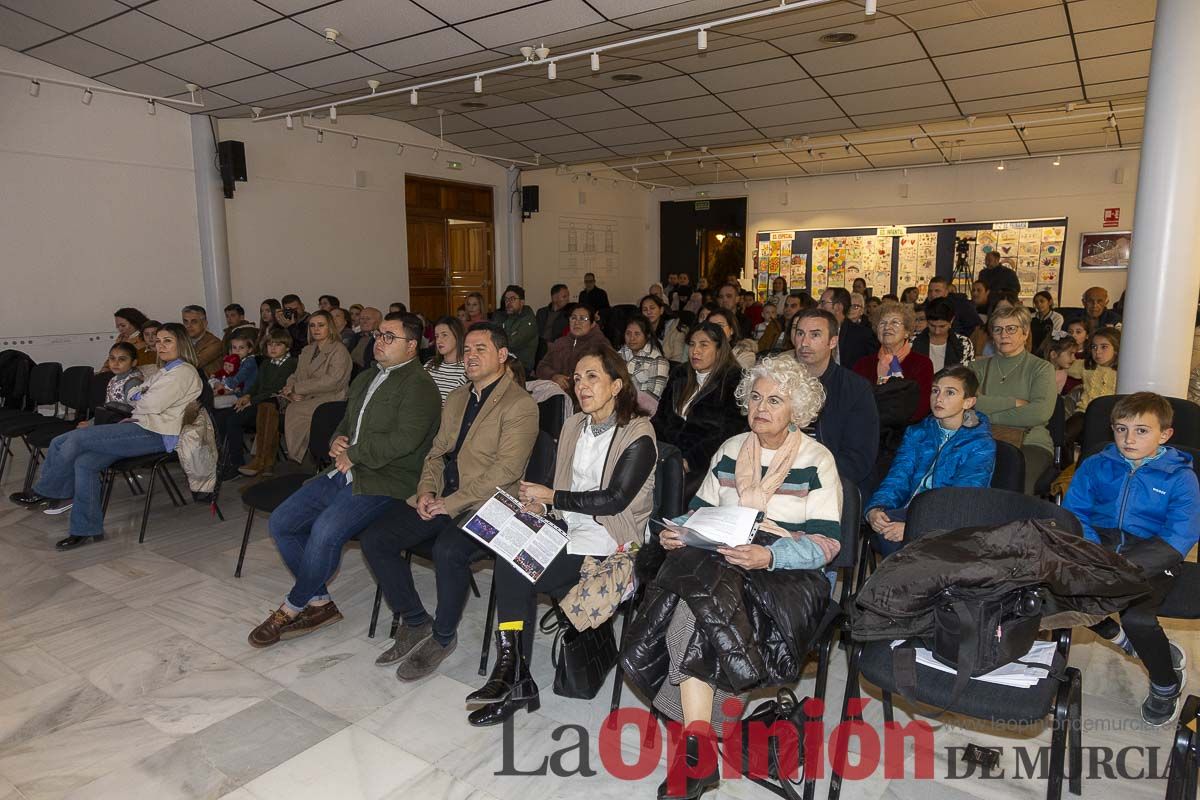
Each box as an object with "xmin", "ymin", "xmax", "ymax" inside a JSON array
[
  {"xmin": 248, "ymin": 313, "xmax": 442, "ymax": 649},
  {"xmin": 500, "ymin": 284, "xmax": 538, "ymax": 372}
]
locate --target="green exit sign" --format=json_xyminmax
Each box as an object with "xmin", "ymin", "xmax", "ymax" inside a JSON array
[
  {"xmin": 695, "ymin": 200, "xmax": 710, "ymax": 210},
  {"xmin": 447, "ymin": 160, "xmax": 463, "ymax": 170}
]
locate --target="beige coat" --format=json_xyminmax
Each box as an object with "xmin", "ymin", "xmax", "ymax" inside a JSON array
[
  {"xmin": 130, "ymin": 363, "xmax": 202, "ymax": 435},
  {"xmin": 282, "ymin": 339, "xmax": 352, "ymax": 461}
]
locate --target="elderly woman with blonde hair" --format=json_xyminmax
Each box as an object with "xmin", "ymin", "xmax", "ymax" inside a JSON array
[{"xmin": 623, "ymin": 355, "xmax": 843, "ymax": 800}]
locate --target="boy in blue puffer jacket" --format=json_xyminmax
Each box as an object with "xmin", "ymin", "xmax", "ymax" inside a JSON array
[
  {"xmin": 865, "ymin": 365, "xmax": 996, "ymax": 556},
  {"xmin": 1064, "ymin": 391, "xmax": 1200, "ymax": 727}
]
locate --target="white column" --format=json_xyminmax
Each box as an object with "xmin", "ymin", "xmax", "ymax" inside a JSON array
[
  {"xmin": 190, "ymin": 115, "xmax": 233, "ymax": 323},
  {"xmin": 1118, "ymin": 0, "xmax": 1200, "ymax": 396}
]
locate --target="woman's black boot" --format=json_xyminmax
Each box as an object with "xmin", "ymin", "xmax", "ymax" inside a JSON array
[
  {"xmin": 465, "ymin": 679, "xmax": 541, "ymax": 727},
  {"xmin": 657, "ymin": 733, "xmax": 720, "ymax": 799},
  {"xmin": 466, "ymin": 629, "xmax": 523, "ymax": 703}
]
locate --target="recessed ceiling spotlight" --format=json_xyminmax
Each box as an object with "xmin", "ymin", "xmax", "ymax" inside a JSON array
[
  {"xmin": 611, "ymin": 73, "xmax": 642, "ymax": 82},
  {"xmin": 819, "ymin": 32, "xmax": 857, "ymax": 44},
  {"xmin": 461, "ymin": 101, "xmax": 487, "ymax": 109}
]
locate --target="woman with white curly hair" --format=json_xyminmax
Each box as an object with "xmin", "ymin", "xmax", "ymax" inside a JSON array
[{"xmin": 634, "ymin": 355, "xmax": 843, "ymax": 799}]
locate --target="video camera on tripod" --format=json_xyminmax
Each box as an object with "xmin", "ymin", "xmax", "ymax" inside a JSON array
[{"xmin": 952, "ymin": 235, "xmax": 976, "ymax": 294}]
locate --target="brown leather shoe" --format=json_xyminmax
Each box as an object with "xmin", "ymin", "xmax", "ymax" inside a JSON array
[
  {"xmin": 248, "ymin": 608, "xmax": 295, "ymax": 648},
  {"xmin": 279, "ymin": 601, "xmax": 343, "ymax": 640}
]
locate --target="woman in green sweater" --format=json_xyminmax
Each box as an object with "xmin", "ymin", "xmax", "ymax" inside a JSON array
[
  {"xmin": 969, "ymin": 305, "xmax": 1056, "ymax": 493},
  {"xmin": 220, "ymin": 328, "xmax": 297, "ymax": 478}
]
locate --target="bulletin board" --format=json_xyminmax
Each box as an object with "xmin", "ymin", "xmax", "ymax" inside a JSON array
[{"xmin": 753, "ymin": 217, "xmax": 1068, "ymax": 305}]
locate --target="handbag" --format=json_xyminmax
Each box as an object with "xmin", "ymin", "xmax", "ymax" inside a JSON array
[
  {"xmin": 737, "ymin": 687, "xmax": 809, "ymax": 799},
  {"xmin": 539, "ymin": 605, "xmax": 618, "ymax": 699},
  {"xmin": 981, "ymin": 359, "xmax": 1027, "ymax": 447}
]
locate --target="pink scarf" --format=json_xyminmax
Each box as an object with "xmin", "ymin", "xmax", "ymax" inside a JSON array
[{"xmin": 875, "ymin": 342, "xmax": 912, "ymax": 383}]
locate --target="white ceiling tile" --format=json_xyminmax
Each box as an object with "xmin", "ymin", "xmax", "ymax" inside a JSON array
[
  {"xmin": 573, "ymin": 63, "xmax": 684, "ymax": 90},
  {"xmin": 797, "ymin": 154, "xmax": 873, "ymax": 173},
  {"xmin": 457, "ymin": 0, "xmax": 605, "ymax": 49},
  {"xmin": 1074, "ymin": 22, "xmax": 1154, "ymax": 60},
  {"xmin": 677, "ymin": 130, "xmax": 761, "ymax": 148},
  {"xmin": 733, "ymin": 5, "xmax": 894, "ymax": 41},
  {"xmin": 0, "ymin": 7, "xmax": 63, "ymax": 50},
  {"xmin": 2, "ymin": 0, "xmax": 126, "ymax": 32},
  {"xmin": 169, "ymin": 88, "xmax": 236, "ymax": 110},
  {"xmin": 403, "ymin": 51, "xmax": 502, "ymax": 78},
  {"xmin": 1067, "ymin": 0, "xmax": 1156, "ymax": 33},
  {"xmin": 492, "ymin": 20, "xmax": 626, "ymax": 54},
  {"xmin": 494, "ymin": 119, "xmax": 577, "ymax": 140},
  {"xmin": 28, "ymin": 36, "xmax": 134, "ymax": 76},
  {"xmin": 853, "ymin": 130, "xmax": 938, "ymax": 154},
  {"xmin": 635, "ymin": 95, "xmax": 728, "ymax": 123},
  {"xmin": 836, "ymin": 82, "xmax": 954, "ymax": 116},
  {"xmin": 407, "ymin": 114, "xmax": 483, "ymax": 135},
  {"xmin": 919, "ymin": 6, "xmax": 1069, "ymax": 56},
  {"xmin": 278, "ymin": 52, "xmax": 380, "ymax": 87},
  {"xmin": 585, "ymin": 124, "xmax": 674, "ymax": 146},
  {"xmin": 548, "ymin": 147, "xmax": 614, "ymax": 163},
  {"xmin": 818, "ymin": 60, "xmax": 942, "ymax": 96},
  {"xmin": 958, "ymin": 87, "xmax": 1084, "ymax": 114},
  {"xmin": 718, "ymin": 79, "xmax": 826, "ymax": 111},
  {"xmin": 211, "ymin": 104, "xmax": 252, "ymax": 117},
  {"xmin": 657, "ymin": 113, "xmax": 749, "ymax": 138},
  {"xmin": 77, "ymin": 10, "xmax": 201, "ymax": 60},
  {"xmin": 255, "ymin": 0, "xmax": 328, "ymax": 13},
  {"xmin": 558, "ymin": 108, "xmax": 647, "ymax": 131},
  {"xmin": 255, "ymin": 88, "xmax": 330, "ymax": 108},
  {"xmin": 99, "ymin": 62, "xmax": 188, "ymax": 95},
  {"xmin": 529, "ymin": 90, "xmax": 622, "ymax": 118},
  {"xmin": 851, "ymin": 104, "xmax": 961, "ymax": 129},
  {"xmin": 213, "ymin": 71, "xmax": 306, "ymax": 102},
  {"xmin": 464, "ymin": 104, "xmax": 548, "ymax": 127},
  {"xmin": 521, "ymin": 132, "xmax": 601, "ymax": 154},
  {"xmin": 757, "ymin": 118, "xmax": 853, "ymax": 139},
  {"xmin": 615, "ymin": 0, "xmax": 772, "ymax": 28},
  {"xmin": 722, "ymin": 153, "xmax": 792, "ymax": 169},
  {"xmin": 140, "ymin": 0, "xmax": 280, "ymax": 42},
  {"xmin": 1086, "ymin": 77, "xmax": 1149, "ymax": 100},
  {"xmin": 792, "ymin": 33, "xmax": 929, "ymax": 76},
  {"xmin": 1080, "ymin": 51, "xmax": 1151, "ymax": 85},
  {"xmin": 293, "ymin": 0, "xmax": 441, "ymax": 49},
  {"xmin": 934, "ymin": 37, "xmax": 1074, "ymax": 80},
  {"xmin": 954, "ymin": 141, "xmax": 1031, "ymax": 159},
  {"xmin": 498, "ymin": 83, "xmax": 594, "ymax": 103},
  {"xmin": 777, "ymin": 16, "xmax": 913, "ymax": 61},
  {"xmin": 691, "ymin": 57, "xmax": 808, "ymax": 95},
  {"xmin": 307, "ymin": 71, "xmax": 401, "ymax": 94},
  {"xmin": 739, "ymin": 98, "xmax": 844, "ymax": 128},
  {"xmin": 606, "ymin": 75, "xmax": 708, "ymax": 106},
  {"xmin": 216, "ymin": 19, "xmax": 334, "ymax": 70},
  {"xmin": 948, "ymin": 63, "xmax": 1080, "ymax": 102},
  {"xmin": 894, "ymin": 2, "xmax": 986, "ymax": 29},
  {"xmin": 356, "ymin": 27, "xmax": 480, "ymax": 72},
  {"xmin": 608, "ymin": 139, "xmax": 682, "ymax": 156},
  {"xmin": 666, "ymin": 41, "xmax": 785, "ymax": 76},
  {"xmin": 864, "ymin": 149, "xmax": 947, "ymax": 167},
  {"xmin": 413, "ymin": 0, "xmax": 542, "ymax": 24},
  {"xmin": 149, "ymin": 44, "xmax": 264, "ymax": 87},
  {"xmin": 443, "ymin": 129, "xmax": 514, "ymax": 148},
  {"xmin": 1024, "ymin": 132, "xmax": 1112, "ymax": 152},
  {"xmin": 930, "ymin": 127, "xmax": 1022, "ymax": 146}
]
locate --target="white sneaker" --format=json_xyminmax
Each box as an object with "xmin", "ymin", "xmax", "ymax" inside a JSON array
[{"xmin": 43, "ymin": 499, "xmax": 73, "ymax": 515}]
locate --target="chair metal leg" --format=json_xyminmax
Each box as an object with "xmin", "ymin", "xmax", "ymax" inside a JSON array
[
  {"xmin": 1067, "ymin": 669, "xmax": 1082, "ymax": 796},
  {"xmin": 389, "ymin": 614, "xmax": 399, "ymax": 639},
  {"xmin": 609, "ymin": 598, "xmax": 637, "ymax": 713},
  {"xmin": 234, "ymin": 508, "xmax": 256, "ymax": 577},
  {"xmin": 161, "ymin": 467, "xmax": 186, "ymax": 507},
  {"xmin": 468, "ymin": 571, "xmax": 481, "ymax": 599},
  {"xmin": 478, "ymin": 579, "xmax": 497, "ymax": 676},
  {"xmin": 101, "ymin": 470, "xmax": 115, "ymax": 514},
  {"xmin": 137, "ymin": 465, "xmax": 159, "ymax": 544},
  {"xmin": 368, "ymin": 584, "xmax": 383, "ymax": 638},
  {"xmin": 1046, "ymin": 666, "xmax": 1074, "ymax": 800},
  {"xmin": 21, "ymin": 446, "xmax": 42, "ymax": 493},
  {"xmin": 124, "ymin": 471, "xmax": 143, "ymax": 496},
  {"xmin": 827, "ymin": 643, "xmax": 864, "ymax": 800},
  {"xmin": 881, "ymin": 690, "xmax": 895, "ymax": 725},
  {"xmin": 0, "ymin": 436, "xmax": 12, "ymax": 486}
]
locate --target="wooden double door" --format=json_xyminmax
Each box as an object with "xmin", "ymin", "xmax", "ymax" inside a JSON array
[{"xmin": 406, "ymin": 175, "xmax": 495, "ymax": 322}]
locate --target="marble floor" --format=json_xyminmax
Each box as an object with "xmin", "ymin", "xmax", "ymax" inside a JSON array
[{"xmin": 0, "ymin": 448, "xmax": 1196, "ymax": 800}]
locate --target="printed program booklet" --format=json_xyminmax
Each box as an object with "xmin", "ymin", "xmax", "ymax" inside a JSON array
[
  {"xmin": 461, "ymin": 489, "xmax": 568, "ymax": 583},
  {"xmin": 655, "ymin": 505, "xmax": 763, "ymax": 551}
]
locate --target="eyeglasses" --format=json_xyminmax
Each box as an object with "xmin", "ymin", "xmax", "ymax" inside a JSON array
[
  {"xmin": 991, "ymin": 325, "xmax": 1022, "ymax": 336},
  {"xmin": 850, "ymin": 303, "xmax": 864, "ymax": 310},
  {"xmin": 878, "ymin": 318, "xmax": 905, "ymax": 329},
  {"xmin": 371, "ymin": 331, "xmax": 412, "ymax": 345},
  {"xmin": 569, "ymin": 315, "xmax": 592, "ymax": 323}
]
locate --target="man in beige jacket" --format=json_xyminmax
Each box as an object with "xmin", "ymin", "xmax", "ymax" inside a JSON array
[
  {"xmin": 361, "ymin": 321, "xmax": 538, "ymax": 681},
  {"xmin": 182, "ymin": 305, "xmax": 224, "ymax": 375}
]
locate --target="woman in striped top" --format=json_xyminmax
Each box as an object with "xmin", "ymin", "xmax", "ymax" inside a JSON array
[
  {"xmin": 425, "ymin": 316, "xmax": 468, "ymax": 402},
  {"xmin": 619, "ymin": 314, "xmax": 670, "ymax": 410}
]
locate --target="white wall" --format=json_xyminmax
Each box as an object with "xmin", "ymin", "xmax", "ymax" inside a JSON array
[
  {"xmin": 217, "ymin": 115, "xmax": 513, "ymax": 316},
  {"xmin": 518, "ymin": 169, "xmax": 658, "ymax": 309},
  {"xmin": 0, "ymin": 47, "xmax": 203, "ymax": 366}
]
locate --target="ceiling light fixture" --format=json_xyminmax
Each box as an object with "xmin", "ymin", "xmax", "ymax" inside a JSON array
[
  {"xmin": 147, "ymin": 99, "xmax": 156, "ymax": 115},
  {"xmin": 819, "ymin": 32, "xmax": 857, "ymax": 44},
  {"xmin": 471, "ymin": 156, "xmax": 477, "ymax": 166},
  {"xmin": 548, "ymin": 62, "xmax": 556, "ymax": 79},
  {"xmin": 1053, "ymin": 155, "xmax": 1061, "ymax": 166},
  {"xmin": 697, "ymin": 29, "xmax": 708, "ymax": 50},
  {"xmin": 631, "ymin": 166, "xmax": 640, "ymax": 174},
  {"xmin": 865, "ymin": 0, "xmax": 877, "ymax": 14},
  {"xmin": 351, "ymin": 136, "xmax": 358, "ymax": 149},
  {"xmin": 535, "ymin": 43, "xmax": 550, "ymax": 60},
  {"xmin": 844, "ymin": 143, "xmax": 851, "ymax": 154},
  {"xmin": 996, "ymin": 160, "xmax": 1005, "ymax": 171},
  {"xmin": 752, "ymin": 154, "xmax": 759, "ymax": 164},
  {"xmin": 367, "ymin": 79, "xmax": 380, "ymax": 94},
  {"xmin": 433, "ymin": 150, "xmax": 439, "ymax": 160},
  {"xmin": 396, "ymin": 144, "xmax": 404, "ymax": 155},
  {"xmin": 410, "ymin": 89, "xmax": 418, "ymax": 105},
  {"xmin": 591, "ymin": 52, "xmax": 600, "ymax": 71},
  {"xmin": 610, "ymin": 73, "xmax": 642, "ymax": 82},
  {"xmin": 910, "ymin": 138, "xmax": 917, "ymax": 149},
  {"xmin": 316, "ymin": 130, "xmax": 323, "ymax": 143},
  {"xmin": 251, "ymin": 106, "xmax": 263, "ymax": 118},
  {"xmin": 81, "ymin": 89, "xmax": 92, "ymax": 105},
  {"xmin": 784, "ymin": 177, "xmax": 791, "ymax": 186},
  {"xmin": 329, "ymin": 105, "xmax": 337, "ymax": 122},
  {"xmin": 323, "ymin": 27, "xmax": 338, "ymax": 42},
  {"xmin": 784, "ymin": 137, "xmax": 793, "ymax": 149},
  {"xmin": 474, "ymin": 75, "xmax": 482, "ymax": 93},
  {"xmin": 285, "ymin": 114, "xmax": 294, "ymax": 130},
  {"xmin": 28, "ymin": 80, "xmax": 39, "ymax": 97}
]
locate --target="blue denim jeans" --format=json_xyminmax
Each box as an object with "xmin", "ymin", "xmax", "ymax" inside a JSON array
[
  {"xmin": 33, "ymin": 422, "xmax": 166, "ymax": 537},
  {"xmin": 268, "ymin": 471, "xmax": 398, "ymax": 610}
]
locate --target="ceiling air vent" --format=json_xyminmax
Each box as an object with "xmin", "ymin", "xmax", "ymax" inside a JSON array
[
  {"xmin": 610, "ymin": 73, "xmax": 643, "ymax": 82},
  {"xmin": 819, "ymin": 32, "xmax": 857, "ymax": 44}
]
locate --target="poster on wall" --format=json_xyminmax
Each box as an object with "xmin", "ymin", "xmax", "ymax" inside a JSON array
[
  {"xmin": 953, "ymin": 224, "xmax": 1065, "ymax": 303},
  {"xmin": 897, "ymin": 232, "xmax": 937, "ymax": 298},
  {"xmin": 558, "ymin": 216, "xmax": 619, "ymax": 288},
  {"xmin": 1079, "ymin": 231, "xmax": 1131, "ymax": 270}
]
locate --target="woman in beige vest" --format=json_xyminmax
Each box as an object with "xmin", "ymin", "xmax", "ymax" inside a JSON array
[{"xmin": 279, "ymin": 311, "xmax": 351, "ymax": 462}]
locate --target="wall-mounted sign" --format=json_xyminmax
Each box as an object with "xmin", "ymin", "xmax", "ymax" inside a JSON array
[
  {"xmin": 992, "ymin": 221, "xmax": 1029, "ymax": 230},
  {"xmin": 694, "ymin": 200, "xmax": 710, "ymax": 210},
  {"xmin": 877, "ymin": 226, "xmax": 907, "ymax": 237},
  {"xmin": 1103, "ymin": 208, "xmax": 1121, "ymax": 228},
  {"xmin": 770, "ymin": 231, "xmax": 794, "ymax": 240}
]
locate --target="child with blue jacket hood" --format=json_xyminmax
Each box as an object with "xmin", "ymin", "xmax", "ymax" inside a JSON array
[
  {"xmin": 1064, "ymin": 391, "xmax": 1200, "ymax": 727},
  {"xmin": 866, "ymin": 365, "xmax": 996, "ymax": 556}
]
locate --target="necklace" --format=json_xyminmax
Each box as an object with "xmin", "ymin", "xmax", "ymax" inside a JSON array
[{"xmin": 994, "ymin": 352, "xmax": 1022, "ymax": 383}]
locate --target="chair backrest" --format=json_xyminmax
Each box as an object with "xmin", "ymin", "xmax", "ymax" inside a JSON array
[
  {"xmin": 194, "ymin": 366, "xmax": 215, "ymax": 413},
  {"xmin": 1081, "ymin": 394, "xmax": 1200, "ymax": 463},
  {"xmin": 830, "ymin": 475, "xmax": 862, "ymax": 570},
  {"xmin": 603, "ymin": 304, "xmax": 640, "ymax": 347},
  {"xmin": 1048, "ymin": 395, "xmax": 1066, "ymax": 464},
  {"xmin": 58, "ymin": 366, "xmax": 95, "ymax": 419},
  {"xmin": 88, "ymin": 372, "xmax": 111, "ymax": 413},
  {"xmin": 538, "ymin": 396, "xmax": 567, "ymax": 442},
  {"xmin": 989, "ymin": 440, "xmax": 1026, "ymax": 492},
  {"xmin": 27, "ymin": 362, "xmax": 62, "ymax": 407},
  {"xmin": 308, "ymin": 401, "xmax": 348, "ymax": 467},
  {"xmin": 653, "ymin": 441, "xmax": 686, "ymax": 520},
  {"xmin": 906, "ymin": 487, "xmax": 1082, "ymax": 542},
  {"xmin": 524, "ymin": 430, "xmax": 556, "ymax": 485},
  {"xmin": 0, "ymin": 350, "xmax": 34, "ymax": 409},
  {"xmin": 1058, "ymin": 306, "xmax": 1084, "ymax": 325}
]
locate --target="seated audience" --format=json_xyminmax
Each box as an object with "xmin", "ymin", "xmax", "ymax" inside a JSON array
[
  {"xmin": 256, "ymin": 299, "xmax": 281, "ymax": 352},
  {"xmin": 500, "ymin": 285, "xmax": 538, "ymax": 372},
  {"xmin": 642, "ymin": 356, "xmax": 842, "ymax": 796},
  {"xmin": 1063, "ymin": 326, "xmax": 1121, "ymax": 448},
  {"xmin": 349, "ymin": 304, "xmax": 364, "ymax": 329},
  {"xmin": 351, "ymin": 306, "xmax": 383, "ymax": 369},
  {"xmin": 467, "ymin": 347, "xmax": 656, "ymax": 726},
  {"xmin": 279, "ymin": 311, "xmax": 352, "ymax": 463},
  {"xmin": 913, "ymin": 304, "xmax": 927, "ymax": 335},
  {"xmin": 221, "ymin": 303, "xmax": 257, "ymax": 352},
  {"xmin": 716, "ymin": 283, "xmax": 751, "ymax": 340},
  {"xmin": 11, "ymin": 324, "xmax": 202, "ymax": 550},
  {"xmin": 536, "ymin": 283, "xmax": 571, "ymax": 343},
  {"xmin": 969, "ymin": 305, "xmax": 1056, "ymax": 494},
  {"xmin": 619, "ymin": 314, "xmax": 670, "ymax": 411},
  {"xmin": 140, "ymin": 320, "xmax": 162, "ymax": 358},
  {"xmin": 234, "ymin": 329, "xmax": 297, "ymax": 477},
  {"xmin": 926, "ymin": 275, "xmax": 982, "ymax": 340},
  {"xmin": 1031, "ymin": 290, "xmax": 1064, "ymax": 353},
  {"xmin": 182, "ymin": 305, "xmax": 224, "ymax": 376},
  {"xmin": 848, "ymin": 292, "xmax": 867, "ymax": 326},
  {"xmin": 791, "ymin": 309, "xmax": 880, "ymax": 492},
  {"xmin": 464, "ymin": 292, "xmax": 487, "ymax": 326},
  {"xmin": 1066, "ymin": 319, "xmax": 1089, "ymax": 357},
  {"xmin": 865, "ymin": 366, "xmax": 996, "ymax": 556},
  {"xmin": 1064, "ymin": 393, "xmax": 1200, "ymax": 726},
  {"xmin": 752, "ymin": 303, "xmax": 776, "ymax": 341},
  {"xmin": 107, "ymin": 307, "xmax": 154, "ymax": 368},
  {"xmin": 248, "ymin": 314, "xmax": 442, "ymax": 648},
  {"xmin": 318, "ymin": 294, "xmax": 340, "ymax": 312},
  {"xmin": 456, "ymin": 304, "xmax": 469, "ymax": 325},
  {"xmin": 535, "ymin": 305, "xmax": 609, "ymax": 392},
  {"xmin": 388, "ymin": 302, "xmax": 408, "ymax": 315},
  {"xmin": 1047, "ymin": 335, "xmax": 1081, "ymax": 396},
  {"xmin": 89, "ymin": 342, "xmax": 144, "ymax": 425},
  {"xmin": 972, "ymin": 279, "xmax": 989, "ymax": 318},
  {"xmin": 426, "ymin": 316, "xmax": 468, "ymax": 402},
  {"xmin": 213, "ymin": 331, "xmax": 258, "ymax": 402},
  {"xmin": 978, "ymin": 250, "xmax": 1021, "ymax": 297},
  {"xmin": 1083, "ymin": 286, "xmax": 1122, "ymax": 333},
  {"xmin": 706, "ymin": 308, "xmax": 757, "ymax": 370},
  {"xmin": 274, "ymin": 294, "xmax": 311, "ymax": 357},
  {"xmin": 767, "ymin": 276, "xmax": 789, "ymax": 314},
  {"xmin": 579, "ymin": 272, "xmax": 610, "ymax": 311},
  {"xmin": 900, "ymin": 286, "xmax": 920, "ymax": 305},
  {"xmin": 330, "ymin": 306, "xmax": 357, "ymax": 352},
  {"xmin": 853, "ymin": 301, "xmax": 934, "ymax": 422},
  {"xmin": 651, "ymin": 322, "xmax": 748, "ymax": 498},
  {"xmin": 820, "ymin": 287, "xmax": 877, "ymax": 369},
  {"xmin": 910, "ymin": 297, "xmax": 975, "ymax": 372},
  {"xmin": 757, "ymin": 293, "xmax": 803, "ymax": 355},
  {"xmin": 361, "ymin": 323, "xmax": 538, "ymax": 681}
]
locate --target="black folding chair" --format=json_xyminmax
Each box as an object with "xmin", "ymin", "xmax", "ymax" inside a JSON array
[
  {"xmin": 832, "ymin": 488, "xmax": 1085, "ymax": 800},
  {"xmin": 15, "ymin": 366, "xmax": 95, "ymax": 493},
  {"xmin": 1166, "ymin": 695, "xmax": 1200, "ymax": 800},
  {"xmin": 0, "ymin": 350, "xmax": 35, "ymax": 417},
  {"xmin": 1079, "ymin": 395, "xmax": 1200, "ymax": 465},
  {"xmin": 990, "ymin": 440, "xmax": 1026, "ymax": 493},
  {"xmin": 537, "ymin": 396, "xmax": 568, "ymax": 445},
  {"xmin": 0, "ymin": 362, "xmax": 61, "ymax": 485},
  {"xmin": 1034, "ymin": 396, "xmax": 1066, "ymax": 497}
]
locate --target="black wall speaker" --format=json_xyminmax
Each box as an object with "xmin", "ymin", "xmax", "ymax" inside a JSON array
[
  {"xmin": 522, "ymin": 185, "xmax": 539, "ymax": 215},
  {"xmin": 218, "ymin": 140, "xmax": 247, "ymax": 181}
]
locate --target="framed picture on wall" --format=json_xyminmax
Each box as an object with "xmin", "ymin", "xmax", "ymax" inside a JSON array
[{"xmin": 1079, "ymin": 230, "xmax": 1131, "ymax": 270}]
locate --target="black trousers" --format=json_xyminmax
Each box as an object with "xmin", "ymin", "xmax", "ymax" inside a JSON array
[
  {"xmin": 1088, "ymin": 529, "xmax": 1182, "ymax": 688},
  {"xmin": 213, "ymin": 404, "xmax": 257, "ymax": 468},
  {"xmin": 494, "ymin": 551, "xmax": 585, "ymax": 658},
  {"xmin": 359, "ymin": 503, "xmax": 486, "ymax": 644}
]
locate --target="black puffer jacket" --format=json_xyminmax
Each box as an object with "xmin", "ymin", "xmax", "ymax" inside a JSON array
[
  {"xmin": 851, "ymin": 519, "xmax": 1151, "ymax": 641},
  {"xmin": 621, "ymin": 545, "xmax": 831, "ymax": 696}
]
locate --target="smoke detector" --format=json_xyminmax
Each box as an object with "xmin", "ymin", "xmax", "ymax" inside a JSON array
[{"xmin": 323, "ymin": 28, "xmax": 339, "ymax": 42}]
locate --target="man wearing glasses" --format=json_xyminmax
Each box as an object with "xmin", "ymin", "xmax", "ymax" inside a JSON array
[
  {"xmin": 535, "ymin": 304, "xmax": 609, "ymax": 393},
  {"xmin": 248, "ymin": 313, "xmax": 443, "ymax": 649}
]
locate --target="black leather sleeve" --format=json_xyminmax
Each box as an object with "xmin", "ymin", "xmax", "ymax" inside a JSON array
[{"xmin": 553, "ymin": 435, "xmax": 656, "ymax": 516}]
